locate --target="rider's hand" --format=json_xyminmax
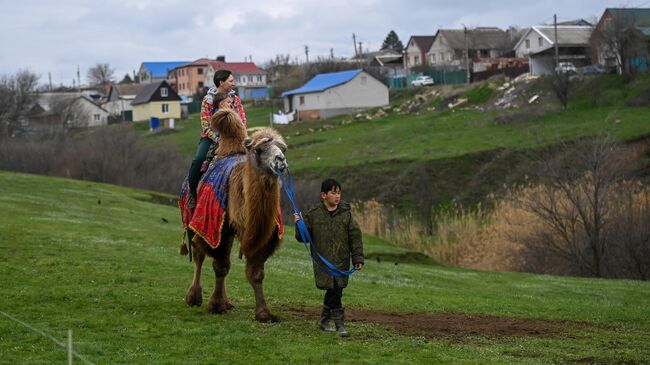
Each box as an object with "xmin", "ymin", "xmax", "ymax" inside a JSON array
[{"xmin": 293, "ymin": 213, "xmax": 302, "ymax": 223}]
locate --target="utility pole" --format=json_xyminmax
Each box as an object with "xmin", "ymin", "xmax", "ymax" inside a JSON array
[
  {"xmin": 464, "ymin": 26, "xmax": 470, "ymax": 84},
  {"xmin": 358, "ymin": 41, "xmax": 363, "ymax": 57},
  {"xmin": 304, "ymin": 45, "xmax": 309, "ymax": 64},
  {"xmin": 48, "ymin": 72, "xmax": 52, "ymax": 91},
  {"xmin": 330, "ymin": 48, "xmax": 334, "ymax": 59},
  {"xmin": 554, "ymin": 14, "xmax": 560, "ymax": 68},
  {"xmin": 352, "ymin": 33, "xmax": 358, "ymax": 57},
  {"xmin": 76, "ymin": 64, "xmax": 81, "ymax": 91}
]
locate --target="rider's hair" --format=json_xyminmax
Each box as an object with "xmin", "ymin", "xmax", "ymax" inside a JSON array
[{"xmin": 213, "ymin": 69, "xmax": 232, "ymax": 88}]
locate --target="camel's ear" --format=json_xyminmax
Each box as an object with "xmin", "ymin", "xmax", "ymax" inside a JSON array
[{"xmin": 243, "ymin": 138, "xmax": 253, "ymax": 151}]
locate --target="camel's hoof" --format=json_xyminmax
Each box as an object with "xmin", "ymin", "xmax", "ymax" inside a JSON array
[
  {"xmin": 207, "ymin": 302, "xmax": 229, "ymax": 314},
  {"xmin": 256, "ymin": 313, "xmax": 280, "ymax": 323},
  {"xmin": 225, "ymin": 300, "xmax": 235, "ymax": 310},
  {"xmin": 185, "ymin": 287, "xmax": 202, "ymax": 307}
]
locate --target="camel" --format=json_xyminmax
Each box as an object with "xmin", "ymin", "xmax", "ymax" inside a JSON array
[{"xmin": 181, "ymin": 109, "xmax": 287, "ymax": 322}]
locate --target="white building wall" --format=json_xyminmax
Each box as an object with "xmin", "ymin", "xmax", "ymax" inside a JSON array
[
  {"xmin": 515, "ymin": 28, "xmax": 552, "ymax": 57},
  {"xmin": 284, "ymin": 71, "xmax": 389, "ymax": 118}
]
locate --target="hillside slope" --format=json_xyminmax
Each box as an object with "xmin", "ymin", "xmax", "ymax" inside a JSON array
[{"xmin": 1, "ymin": 172, "xmax": 649, "ymax": 364}]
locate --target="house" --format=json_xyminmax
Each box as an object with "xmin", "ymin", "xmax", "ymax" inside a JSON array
[
  {"xmin": 281, "ymin": 69, "xmax": 389, "ymax": 121},
  {"xmin": 131, "ymin": 80, "xmax": 182, "ymax": 122},
  {"xmin": 405, "ymin": 35, "xmax": 435, "ymax": 68},
  {"xmin": 138, "ymin": 61, "xmax": 189, "ymax": 84},
  {"xmin": 590, "ymin": 8, "xmax": 650, "ymax": 73},
  {"xmin": 23, "ymin": 94, "xmax": 110, "ymax": 134},
  {"xmin": 514, "ymin": 25, "xmax": 593, "ymax": 75},
  {"xmin": 103, "ymin": 83, "xmax": 146, "ymax": 121},
  {"xmin": 168, "ymin": 57, "xmax": 268, "ymax": 100},
  {"xmin": 427, "ymin": 28, "xmax": 513, "ymax": 69}
]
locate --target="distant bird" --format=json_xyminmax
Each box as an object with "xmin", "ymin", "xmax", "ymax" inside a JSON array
[
  {"xmin": 394, "ymin": 262, "xmax": 398, "ymax": 266},
  {"xmin": 97, "ymin": 199, "xmax": 101, "ymax": 205},
  {"xmin": 161, "ymin": 217, "xmax": 169, "ymax": 223},
  {"xmin": 376, "ymin": 255, "xmax": 381, "ymax": 263}
]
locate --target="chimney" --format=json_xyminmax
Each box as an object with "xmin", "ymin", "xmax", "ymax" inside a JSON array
[{"xmin": 216, "ymin": 55, "xmax": 226, "ymax": 62}]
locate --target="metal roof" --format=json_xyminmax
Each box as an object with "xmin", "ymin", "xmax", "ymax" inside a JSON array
[{"xmin": 281, "ymin": 69, "xmax": 363, "ymax": 97}]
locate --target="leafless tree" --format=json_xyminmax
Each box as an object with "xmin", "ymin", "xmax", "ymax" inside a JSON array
[
  {"xmin": 86, "ymin": 63, "xmax": 115, "ymax": 86},
  {"xmin": 48, "ymin": 95, "xmax": 90, "ymax": 130},
  {"xmin": 0, "ymin": 70, "xmax": 39, "ymax": 137},
  {"xmin": 546, "ymin": 59, "xmax": 577, "ymax": 110},
  {"xmin": 591, "ymin": 11, "xmax": 648, "ymax": 81},
  {"xmin": 512, "ymin": 136, "xmax": 643, "ymax": 278}
]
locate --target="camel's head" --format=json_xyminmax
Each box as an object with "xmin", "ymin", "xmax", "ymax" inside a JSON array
[{"xmin": 244, "ymin": 128, "xmax": 287, "ymax": 175}]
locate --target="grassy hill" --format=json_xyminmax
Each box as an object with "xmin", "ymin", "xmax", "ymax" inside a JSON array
[
  {"xmin": 134, "ymin": 75, "xmax": 650, "ymax": 215},
  {"xmin": 1, "ymin": 171, "xmax": 650, "ymax": 364}
]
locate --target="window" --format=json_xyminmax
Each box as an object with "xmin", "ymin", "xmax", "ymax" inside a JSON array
[
  {"xmin": 538, "ymin": 37, "xmax": 543, "ymax": 47},
  {"xmin": 160, "ymin": 87, "xmax": 168, "ymax": 97},
  {"xmin": 198, "ymin": 81, "xmax": 204, "ymax": 88},
  {"xmin": 93, "ymin": 114, "xmax": 100, "ymax": 121},
  {"xmin": 440, "ymin": 52, "xmax": 444, "ymax": 61},
  {"xmin": 525, "ymin": 39, "xmax": 530, "ymax": 49},
  {"xmin": 257, "ymin": 75, "xmax": 262, "ymax": 82},
  {"xmin": 414, "ymin": 55, "xmax": 420, "ymax": 64},
  {"xmin": 162, "ymin": 104, "xmax": 169, "ymax": 113},
  {"xmin": 197, "ymin": 68, "xmax": 203, "ymax": 75},
  {"xmin": 299, "ymin": 96, "xmax": 305, "ymax": 105},
  {"xmin": 360, "ymin": 76, "xmax": 367, "ymax": 85},
  {"xmin": 242, "ymin": 76, "xmax": 247, "ymax": 83}
]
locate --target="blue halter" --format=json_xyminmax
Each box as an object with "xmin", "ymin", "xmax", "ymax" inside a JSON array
[{"xmin": 275, "ymin": 168, "xmax": 356, "ymax": 277}]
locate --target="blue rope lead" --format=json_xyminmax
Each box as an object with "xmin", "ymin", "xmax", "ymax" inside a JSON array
[{"xmin": 275, "ymin": 168, "xmax": 356, "ymax": 277}]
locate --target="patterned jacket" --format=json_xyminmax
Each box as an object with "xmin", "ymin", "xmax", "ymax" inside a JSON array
[{"xmin": 200, "ymin": 90, "xmax": 247, "ymax": 142}]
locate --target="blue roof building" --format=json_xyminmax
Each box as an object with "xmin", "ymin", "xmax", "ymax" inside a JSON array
[
  {"xmin": 282, "ymin": 69, "xmax": 388, "ymax": 121},
  {"xmin": 138, "ymin": 61, "xmax": 189, "ymax": 83}
]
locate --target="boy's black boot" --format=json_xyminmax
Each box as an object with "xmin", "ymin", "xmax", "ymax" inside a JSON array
[
  {"xmin": 331, "ymin": 308, "xmax": 348, "ymax": 337},
  {"xmin": 318, "ymin": 306, "xmax": 335, "ymax": 332}
]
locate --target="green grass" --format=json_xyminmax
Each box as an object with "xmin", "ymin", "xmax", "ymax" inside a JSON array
[
  {"xmin": 136, "ymin": 83, "xmax": 650, "ymax": 173},
  {"xmin": 1, "ymin": 171, "xmax": 650, "ymax": 364}
]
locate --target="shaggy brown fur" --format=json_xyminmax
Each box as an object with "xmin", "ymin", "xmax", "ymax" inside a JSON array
[
  {"xmin": 210, "ymin": 109, "xmax": 248, "ymax": 158},
  {"xmin": 186, "ymin": 112, "xmax": 287, "ymax": 323}
]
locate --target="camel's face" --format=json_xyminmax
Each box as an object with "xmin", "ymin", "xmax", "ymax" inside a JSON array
[{"xmin": 246, "ymin": 133, "xmax": 288, "ymax": 175}]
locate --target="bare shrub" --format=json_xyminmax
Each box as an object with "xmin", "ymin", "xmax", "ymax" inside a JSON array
[{"xmin": 0, "ymin": 126, "xmax": 187, "ymax": 195}]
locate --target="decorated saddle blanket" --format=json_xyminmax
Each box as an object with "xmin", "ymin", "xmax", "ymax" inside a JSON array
[{"xmin": 179, "ymin": 154, "xmax": 284, "ymax": 249}]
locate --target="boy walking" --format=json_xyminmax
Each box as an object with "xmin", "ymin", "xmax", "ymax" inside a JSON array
[{"xmin": 294, "ymin": 178, "xmax": 364, "ymax": 337}]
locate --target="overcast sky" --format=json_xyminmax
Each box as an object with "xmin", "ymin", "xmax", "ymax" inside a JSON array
[{"xmin": 1, "ymin": 0, "xmax": 648, "ymax": 86}]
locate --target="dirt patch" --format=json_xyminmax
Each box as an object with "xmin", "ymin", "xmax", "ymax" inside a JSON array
[{"xmin": 289, "ymin": 306, "xmax": 584, "ymax": 342}]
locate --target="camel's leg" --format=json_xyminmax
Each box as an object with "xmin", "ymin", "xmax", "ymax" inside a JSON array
[
  {"xmin": 207, "ymin": 234, "xmax": 235, "ymax": 314},
  {"xmin": 185, "ymin": 243, "xmax": 205, "ymax": 307},
  {"xmin": 245, "ymin": 257, "xmax": 278, "ymax": 323}
]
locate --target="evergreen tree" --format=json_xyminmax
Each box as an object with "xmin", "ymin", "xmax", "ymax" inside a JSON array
[{"xmin": 381, "ymin": 30, "xmax": 404, "ymax": 53}]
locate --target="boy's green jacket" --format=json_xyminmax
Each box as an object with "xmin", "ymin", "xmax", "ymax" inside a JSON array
[{"xmin": 296, "ymin": 201, "xmax": 364, "ymax": 290}]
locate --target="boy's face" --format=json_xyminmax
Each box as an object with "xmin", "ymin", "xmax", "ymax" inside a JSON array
[{"xmin": 321, "ymin": 187, "xmax": 341, "ymax": 207}]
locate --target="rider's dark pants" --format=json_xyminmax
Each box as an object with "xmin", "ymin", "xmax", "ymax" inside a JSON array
[{"xmin": 188, "ymin": 137, "xmax": 212, "ymax": 198}]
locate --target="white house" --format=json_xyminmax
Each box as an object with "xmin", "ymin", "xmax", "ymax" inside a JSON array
[
  {"xmin": 103, "ymin": 83, "xmax": 145, "ymax": 121},
  {"xmin": 281, "ymin": 69, "xmax": 389, "ymax": 121},
  {"xmin": 514, "ymin": 25, "xmax": 593, "ymax": 75},
  {"xmin": 405, "ymin": 36, "xmax": 436, "ymax": 68},
  {"xmin": 427, "ymin": 28, "xmax": 513, "ymax": 68}
]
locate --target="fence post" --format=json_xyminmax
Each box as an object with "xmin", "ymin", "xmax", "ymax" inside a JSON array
[{"xmin": 68, "ymin": 329, "xmax": 73, "ymax": 365}]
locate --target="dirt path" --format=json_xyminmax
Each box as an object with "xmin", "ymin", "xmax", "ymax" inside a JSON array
[{"xmin": 288, "ymin": 306, "xmax": 585, "ymax": 342}]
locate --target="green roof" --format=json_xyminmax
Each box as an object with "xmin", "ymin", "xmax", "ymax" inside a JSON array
[{"xmin": 607, "ymin": 8, "xmax": 650, "ymax": 27}]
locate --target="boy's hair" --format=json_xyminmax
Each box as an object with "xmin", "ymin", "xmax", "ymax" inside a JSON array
[
  {"xmin": 214, "ymin": 91, "xmax": 229, "ymax": 106},
  {"xmin": 321, "ymin": 178, "xmax": 341, "ymax": 193},
  {"xmin": 213, "ymin": 69, "xmax": 232, "ymax": 87}
]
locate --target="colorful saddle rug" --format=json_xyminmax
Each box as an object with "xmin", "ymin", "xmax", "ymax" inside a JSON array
[{"xmin": 179, "ymin": 154, "xmax": 284, "ymax": 249}]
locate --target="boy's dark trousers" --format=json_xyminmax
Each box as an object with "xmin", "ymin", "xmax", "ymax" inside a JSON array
[
  {"xmin": 188, "ymin": 137, "xmax": 212, "ymax": 200},
  {"xmin": 322, "ymin": 280, "xmax": 348, "ymax": 336},
  {"xmin": 323, "ymin": 280, "xmax": 343, "ymax": 309}
]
